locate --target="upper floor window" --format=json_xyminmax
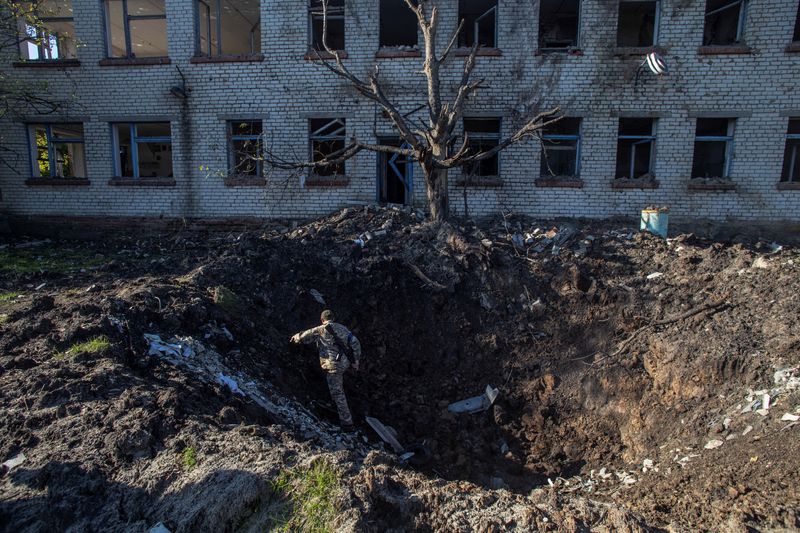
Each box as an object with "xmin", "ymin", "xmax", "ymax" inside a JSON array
[
  {"xmin": 617, "ymin": 0, "xmax": 659, "ymax": 47},
  {"xmin": 615, "ymin": 118, "xmax": 656, "ymax": 179},
  {"xmin": 703, "ymin": 0, "xmax": 746, "ymax": 46},
  {"xmin": 309, "ymin": 0, "xmax": 344, "ymax": 51},
  {"xmin": 104, "ymin": 0, "xmax": 168, "ymax": 58},
  {"xmin": 781, "ymin": 119, "xmax": 800, "ymax": 183},
  {"xmin": 28, "ymin": 123, "xmax": 86, "ymax": 178},
  {"xmin": 458, "ymin": 0, "xmax": 497, "ymax": 48},
  {"xmin": 20, "ymin": 0, "xmax": 77, "ymax": 60},
  {"xmin": 228, "ymin": 120, "xmax": 263, "ymax": 177},
  {"xmin": 380, "ymin": 0, "xmax": 418, "ymax": 49},
  {"xmin": 113, "ymin": 123, "xmax": 173, "ymax": 178},
  {"xmin": 541, "ymin": 117, "xmax": 581, "ymax": 177},
  {"xmin": 463, "ymin": 118, "xmax": 501, "ymax": 177},
  {"xmin": 539, "ymin": 0, "xmax": 580, "ymax": 51},
  {"xmin": 309, "ymin": 118, "xmax": 346, "ymax": 176},
  {"xmin": 691, "ymin": 118, "xmax": 735, "ymax": 179},
  {"xmin": 196, "ymin": 0, "xmax": 261, "ymax": 56}
]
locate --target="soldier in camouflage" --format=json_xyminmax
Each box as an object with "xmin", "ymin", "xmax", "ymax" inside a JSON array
[{"xmin": 290, "ymin": 309, "xmax": 362, "ymax": 431}]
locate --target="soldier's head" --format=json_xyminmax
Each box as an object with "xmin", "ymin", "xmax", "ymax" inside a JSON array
[{"xmin": 320, "ymin": 309, "xmax": 335, "ymax": 323}]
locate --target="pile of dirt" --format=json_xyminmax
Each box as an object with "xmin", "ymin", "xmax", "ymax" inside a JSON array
[{"xmin": 1, "ymin": 206, "xmax": 798, "ymax": 532}]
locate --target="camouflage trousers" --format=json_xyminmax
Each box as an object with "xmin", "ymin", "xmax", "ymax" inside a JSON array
[{"xmin": 326, "ymin": 372, "xmax": 353, "ymax": 427}]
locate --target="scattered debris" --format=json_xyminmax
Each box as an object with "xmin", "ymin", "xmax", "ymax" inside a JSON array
[
  {"xmin": 144, "ymin": 334, "xmax": 195, "ymax": 359},
  {"xmin": 704, "ymin": 440, "xmax": 724, "ymax": 450},
  {"xmin": 0, "ymin": 453, "xmax": 26, "ymax": 477},
  {"xmin": 781, "ymin": 413, "xmax": 800, "ymax": 422},
  {"xmin": 646, "ymin": 272, "xmax": 664, "ymax": 280},
  {"xmin": 216, "ymin": 373, "xmax": 245, "ymax": 396},
  {"xmin": 365, "ymin": 416, "xmax": 404, "ymax": 453},
  {"xmin": 309, "ymin": 289, "xmax": 326, "ymax": 305},
  {"xmin": 148, "ymin": 523, "xmax": 172, "ymax": 533},
  {"xmin": 447, "ymin": 385, "xmax": 500, "ymax": 414}
]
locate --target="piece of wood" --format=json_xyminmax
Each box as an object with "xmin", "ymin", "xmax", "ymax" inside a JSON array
[{"xmin": 406, "ymin": 262, "xmax": 446, "ymax": 290}]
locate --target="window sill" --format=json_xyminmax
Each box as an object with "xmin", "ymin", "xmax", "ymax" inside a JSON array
[
  {"xmin": 25, "ymin": 178, "xmax": 89, "ymax": 187},
  {"xmin": 224, "ymin": 177, "xmax": 266, "ymax": 187},
  {"xmin": 612, "ymin": 46, "xmax": 666, "ymax": 57},
  {"xmin": 455, "ymin": 176, "xmax": 503, "ymax": 187},
  {"xmin": 535, "ymin": 177, "xmax": 583, "ymax": 188},
  {"xmin": 305, "ymin": 177, "xmax": 349, "ymax": 187},
  {"xmin": 108, "ymin": 178, "xmax": 176, "ymax": 187},
  {"xmin": 99, "ymin": 57, "xmax": 171, "ymax": 66},
  {"xmin": 786, "ymin": 42, "xmax": 800, "ymax": 53},
  {"xmin": 697, "ymin": 44, "xmax": 752, "ymax": 55},
  {"xmin": 190, "ymin": 54, "xmax": 264, "ymax": 64},
  {"xmin": 611, "ymin": 179, "xmax": 659, "ymax": 190},
  {"xmin": 455, "ymin": 47, "xmax": 502, "ymax": 57},
  {"xmin": 304, "ymin": 50, "xmax": 348, "ymax": 60},
  {"xmin": 687, "ymin": 180, "xmax": 736, "ymax": 191},
  {"xmin": 13, "ymin": 59, "xmax": 80, "ymax": 68},
  {"xmin": 777, "ymin": 182, "xmax": 800, "ymax": 190},
  {"xmin": 535, "ymin": 48, "xmax": 583, "ymax": 56},
  {"xmin": 375, "ymin": 48, "xmax": 421, "ymax": 59}
]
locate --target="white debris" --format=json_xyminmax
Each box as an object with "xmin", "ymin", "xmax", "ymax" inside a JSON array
[
  {"xmin": 148, "ymin": 522, "xmax": 172, "ymax": 533},
  {"xmin": 752, "ymin": 257, "xmax": 770, "ymax": 269},
  {"xmin": 742, "ymin": 425, "xmax": 753, "ymax": 436},
  {"xmin": 448, "ymin": 385, "xmax": 500, "ymax": 414},
  {"xmin": 781, "ymin": 413, "xmax": 800, "ymax": 422},
  {"xmin": 642, "ymin": 458, "xmax": 654, "ymax": 472},
  {"xmin": 216, "ymin": 373, "xmax": 245, "ymax": 396},
  {"xmin": 704, "ymin": 439, "xmax": 724, "ymax": 450},
  {"xmin": 308, "ymin": 289, "xmax": 326, "ymax": 305},
  {"xmin": 2, "ymin": 453, "xmax": 26, "ymax": 472},
  {"xmin": 762, "ymin": 393, "xmax": 771, "ymax": 410},
  {"xmin": 144, "ymin": 334, "xmax": 195, "ymax": 359},
  {"xmin": 646, "ymin": 272, "xmax": 664, "ymax": 280}
]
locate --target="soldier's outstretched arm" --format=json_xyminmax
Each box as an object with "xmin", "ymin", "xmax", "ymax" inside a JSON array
[{"xmin": 295, "ymin": 326, "xmax": 321, "ymax": 344}]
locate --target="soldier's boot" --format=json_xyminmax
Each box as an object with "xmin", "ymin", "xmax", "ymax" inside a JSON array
[{"xmin": 326, "ymin": 372, "xmax": 354, "ymax": 430}]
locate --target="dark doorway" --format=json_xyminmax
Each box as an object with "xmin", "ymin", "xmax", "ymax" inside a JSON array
[{"xmin": 378, "ymin": 138, "xmax": 413, "ymax": 205}]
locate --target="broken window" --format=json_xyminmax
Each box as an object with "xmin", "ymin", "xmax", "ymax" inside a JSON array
[
  {"xmin": 703, "ymin": 0, "xmax": 746, "ymax": 46},
  {"xmin": 615, "ymin": 118, "xmax": 656, "ymax": 179},
  {"xmin": 380, "ymin": 0, "xmax": 417, "ymax": 48},
  {"xmin": 309, "ymin": 0, "xmax": 344, "ymax": 51},
  {"xmin": 539, "ymin": 0, "xmax": 580, "ymax": 50},
  {"xmin": 617, "ymin": 0, "xmax": 658, "ymax": 47},
  {"xmin": 794, "ymin": 5, "xmax": 800, "ymax": 42},
  {"xmin": 781, "ymin": 119, "xmax": 800, "ymax": 183},
  {"xmin": 463, "ymin": 118, "xmax": 501, "ymax": 177},
  {"xmin": 228, "ymin": 120, "xmax": 263, "ymax": 177},
  {"xmin": 309, "ymin": 118, "xmax": 346, "ymax": 176},
  {"xmin": 197, "ymin": 0, "xmax": 261, "ymax": 56},
  {"xmin": 541, "ymin": 118, "xmax": 581, "ymax": 178},
  {"xmin": 457, "ymin": 0, "xmax": 497, "ymax": 48},
  {"xmin": 20, "ymin": 0, "xmax": 77, "ymax": 60},
  {"xmin": 113, "ymin": 123, "xmax": 173, "ymax": 178},
  {"xmin": 691, "ymin": 118, "xmax": 734, "ymax": 179},
  {"xmin": 104, "ymin": 0, "xmax": 168, "ymax": 58},
  {"xmin": 29, "ymin": 124, "xmax": 86, "ymax": 178}
]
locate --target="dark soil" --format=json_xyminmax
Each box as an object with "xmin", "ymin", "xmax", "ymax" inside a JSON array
[{"xmin": 1, "ymin": 207, "xmax": 798, "ymax": 532}]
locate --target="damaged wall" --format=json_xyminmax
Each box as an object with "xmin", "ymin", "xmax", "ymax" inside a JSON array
[{"xmin": 0, "ymin": 0, "xmax": 799, "ymax": 222}]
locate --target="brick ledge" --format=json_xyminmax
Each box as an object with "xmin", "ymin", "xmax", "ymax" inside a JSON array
[
  {"xmin": 611, "ymin": 179, "xmax": 659, "ymax": 190},
  {"xmin": 687, "ymin": 181, "xmax": 736, "ymax": 191},
  {"xmin": 455, "ymin": 47, "xmax": 503, "ymax": 57},
  {"xmin": 224, "ymin": 177, "xmax": 266, "ymax": 187},
  {"xmin": 305, "ymin": 178, "xmax": 349, "ymax": 187},
  {"xmin": 697, "ymin": 44, "xmax": 752, "ymax": 55},
  {"xmin": 25, "ymin": 178, "xmax": 89, "ymax": 186},
  {"xmin": 777, "ymin": 182, "xmax": 800, "ymax": 191},
  {"xmin": 108, "ymin": 178, "xmax": 176, "ymax": 187},
  {"xmin": 786, "ymin": 42, "xmax": 800, "ymax": 53},
  {"xmin": 190, "ymin": 54, "xmax": 264, "ymax": 64},
  {"xmin": 375, "ymin": 48, "xmax": 422, "ymax": 59},
  {"xmin": 455, "ymin": 176, "xmax": 503, "ymax": 187},
  {"xmin": 13, "ymin": 59, "xmax": 80, "ymax": 68},
  {"xmin": 304, "ymin": 50, "xmax": 348, "ymax": 60},
  {"xmin": 99, "ymin": 57, "xmax": 171, "ymax": 66},
  {"xmin": 613, "ymin": 46, "xmax": 666, "ymax": 57}
]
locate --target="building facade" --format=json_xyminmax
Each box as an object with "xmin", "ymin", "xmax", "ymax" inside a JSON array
[{"xmin": 1, "ymin": 0, "xmax": 799, "ymax": 222}]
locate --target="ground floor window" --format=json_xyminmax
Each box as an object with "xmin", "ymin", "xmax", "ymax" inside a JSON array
[
  {"xmin": 228, "ymin": 120, "xmax": 263, "ymax": 177},
  {"xmin": 113, "ymin": 123, "xmax": 173, "ymax": 178},
  {"xmin": 615, "ymin": 118, "xmax": 656, "ymax": 179},
  {"xmin": 541, "ymin": 117, "xmax": 581, "ymax": 178},
  {"xmin": 463, "ymin": 118, "xmax": 501, "ymax": 177},
  {"xmin": 691, "ymin": 118, "xmax": 734, "ymax": 179},
  {"xmin": 781, "ymin": 118, "xmax": 800, "ymax": 183},
  {"xmin": 28, "ymin": 123, "xmax": 86, "ymax": 178},
  {"xmin": 309, "ymin": 118, "xmax": 346, "ymax": 176}
]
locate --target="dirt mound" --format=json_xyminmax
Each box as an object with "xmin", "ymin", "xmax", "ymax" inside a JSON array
[{"xmin": 1, "ymin": 207, "xmax": 799, "ymax": 531}]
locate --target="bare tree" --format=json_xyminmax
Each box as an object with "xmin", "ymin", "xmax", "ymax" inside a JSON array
[{"xmin": 264, "ymin": 0, "xmax": 561, "ymax": 222}]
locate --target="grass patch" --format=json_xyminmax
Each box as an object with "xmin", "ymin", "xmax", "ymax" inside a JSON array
[
  {"xmin": 268, "ymin": 460, "xmax": 341, "ymax": 533},
  {"xmin": 0, "ymin": 291, "xmax": 21, "ymax": 303},
  {"xmin": 0, "ymin": 248, "xmax": 104, "ymax": 275},
  {"xmin": 213, "ymin": 285, "xmax": 246, "ymax": 317},
  {"xmin": 0, "ymin": 314, "xmax": 8, "ymax": 325},
  {"xmin": 182, "ymin": 447, "xmax": 198, "ymax": 470},
  {"xmin": 55, "ymin": 336, "xmax": 111, "ymax": 360}
]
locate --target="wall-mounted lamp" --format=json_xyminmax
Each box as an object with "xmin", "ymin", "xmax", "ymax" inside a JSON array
[{"xmin": 170, "ymin": 65, "xmax": 190, "ymax": 100}]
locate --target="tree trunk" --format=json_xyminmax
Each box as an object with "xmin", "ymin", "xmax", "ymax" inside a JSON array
[{"xmin": 425, "ymin": 166, "xmax": 449, "ymax": 222}]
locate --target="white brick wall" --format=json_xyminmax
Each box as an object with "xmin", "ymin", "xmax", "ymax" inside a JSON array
[{"xmin": 0, "ymin": 0, "xmax": 799, "ymax": 221}]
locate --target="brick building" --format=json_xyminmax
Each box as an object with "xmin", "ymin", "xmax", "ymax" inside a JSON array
[{"xmin": 1, "ymin": 0, "xmax": 799, "ymax": 222}]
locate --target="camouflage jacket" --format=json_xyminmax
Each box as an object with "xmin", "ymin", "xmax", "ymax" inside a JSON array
[{"xmin": 296, "ymin": 321, "xmax": 362, "ymax": 373}]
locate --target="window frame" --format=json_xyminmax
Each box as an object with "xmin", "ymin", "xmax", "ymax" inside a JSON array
[
  {"xmin": 617, "ymin": 0, "xmax": 660, "ymax": 47},
  {"xmin": 703, "ymin": 0, "xmax": 747, "ymax": 46},
  {"xmin": 227, "ymin": 120, "xmax": 263, "ymax": 178},
  {"xmin": 781, "ymin": 119, "xmax": 800, "ymax": 183},
  {"xmin": 379, "ymin": 0, "xmax": 419, "ymax": 49},
  {"xmin": 111, "ymin": 122, "xmax": 173, "ymax": 179},
  {"xmin": 538, "ymin": 0, "xmax": 582, "ymax": 51},
  {"xmin": 615, "ymin": 118, "xmax": 657, "ymax": 179},
  {"xmin": 20, "ymin": 1, "xmax": 77, "ymax": 60},
  {"xmin": 540, "ymin": 119, "xmax": 582, "ymax": 178},
  {"xmin": 457, "ymin": 0, "xmax": 498, "ymax": 49},
  {"xmin": 103, "ymin": 0, "xmax": 168, "ymax": 58},
  {"xmin": 194, "ymin": 0, "xmax": 261, "ymax": 56},
  {"xmin": 308, "ymin": 118, "xmax": 347, "ymax": 177},
  {"xmin": 692, "ymin": 118, "xmax": 735, "ymax": 179},
  {"xmin": 462, "ymin": 117, "xmax": 502, "ymax": 177},
  {"xmin": 27, "ymin": 123, "xmax": 86, "ymax": 178},
  {"xmin": 308, "ymin": 0, "xmax": 345, "ymax": 52}
]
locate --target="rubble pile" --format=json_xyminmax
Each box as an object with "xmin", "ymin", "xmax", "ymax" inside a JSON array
[{"xmin": 1, "ymin": 206, "xmax": 799, "ymax": 531}]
